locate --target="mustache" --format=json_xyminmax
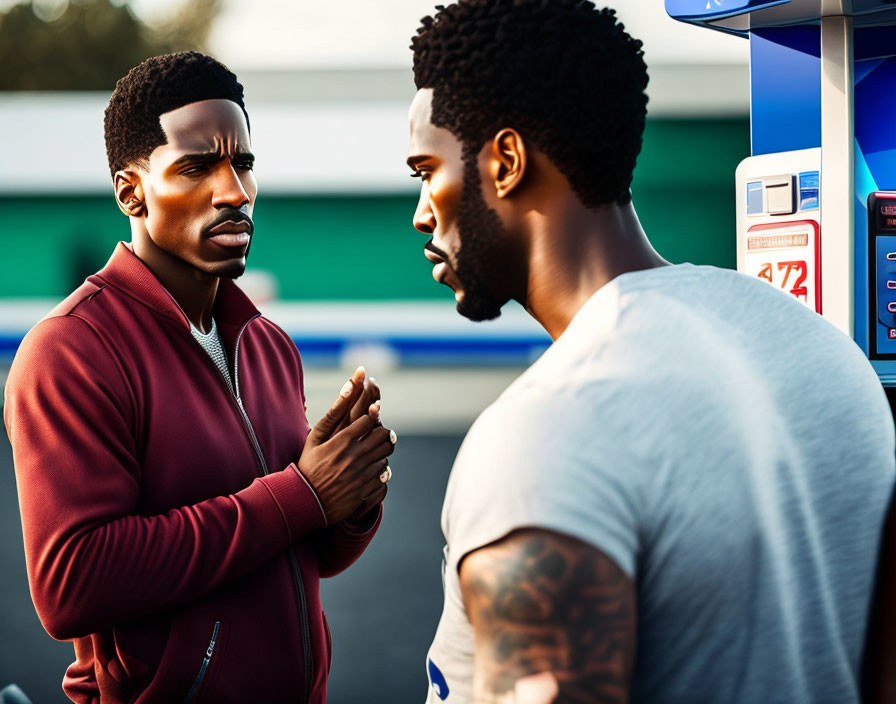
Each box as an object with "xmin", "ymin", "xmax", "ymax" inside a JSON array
[
  {"xmin": 203, "ymin": 209, "xmax": 254, "ymax": 236},
  {"xmin": 424, "ymin": 239, "xmax": 449, "ymax": 261}
]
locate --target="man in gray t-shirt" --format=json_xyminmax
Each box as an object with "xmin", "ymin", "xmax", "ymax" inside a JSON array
[{"xmin": 405, "ymin": 2, "xmax": 896, "ymax": 702}]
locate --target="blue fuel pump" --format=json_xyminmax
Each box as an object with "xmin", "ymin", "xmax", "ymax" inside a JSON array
[{"xmin": 667, "ymin": 0, "xmax": 896, "ymax": 386}]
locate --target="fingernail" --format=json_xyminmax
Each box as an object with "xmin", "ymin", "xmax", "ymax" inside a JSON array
[
  {"xmin": 340, "ymin": 379, "xmax": 353, "ymax": 397},
  {"xmin": 354, "ymin": 365, "xmax": 366, "ymax": 380},
  {"xmin": 389, "ymin": 429, "xmax": 398, "ymax": 445},
  {"xmin": 369, "ymin": 376, "xmax": 376, "ymax": 385}
]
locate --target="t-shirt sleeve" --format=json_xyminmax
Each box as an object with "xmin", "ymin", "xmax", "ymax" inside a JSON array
[{"xmin": 443, "ymin": 387, "xmax": 644, "ymax": 579}]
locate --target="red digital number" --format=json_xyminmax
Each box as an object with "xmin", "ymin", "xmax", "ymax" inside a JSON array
[
  {"xmin": 756, "ymin": 260, "xmax": 809, "ymax": 302},
  {"xmin": 778, "ymin": 260, "xmax": 808, "ymax": 301}
]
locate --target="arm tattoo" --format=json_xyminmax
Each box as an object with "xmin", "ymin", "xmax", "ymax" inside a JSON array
[{"xmin": 459, "ymin": 529, "xmax": 636, "ymax": 704}]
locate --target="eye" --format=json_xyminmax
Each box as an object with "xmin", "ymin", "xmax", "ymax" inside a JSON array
[
  {"xmin": 180, "ymin": 164, "xmax": 208, "ymax": 176},
  {"xmin": 410, "ymin": 168, "xmax": 431, "ymax": 181},
  {"xmin": 234, "ymin": 159, "xmax": 255, "ymax": 171}
]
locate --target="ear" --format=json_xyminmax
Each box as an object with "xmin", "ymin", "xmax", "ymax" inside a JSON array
[
  {"xmin": 113, "ymin": 170, "xmax": 145, "ymax": 218},
  {"xmin": 487, "ymin": 128, "xmax": 527, "ymax": 199}
]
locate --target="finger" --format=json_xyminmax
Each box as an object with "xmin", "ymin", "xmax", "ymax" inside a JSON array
[
  {"xmin": 310, "ymin": 366, "xmax": 365, "ymax": 441},
  {"xmin": 350, "ymin": 376, "xmax": 380, "ymax": 423},
  {"xmin": 358, "ymin": 441, "xmax": 395, "ymax": 466},
  {"xmin": 336, "ymin": 410, "xmax": 379, "ymax": 441},
  {"xmin": 366, "ymin": 401, "xmax": 382, "ymax": 429},
  {"xmin": 357, "ymin": 425, "xmax": 394, "ymax": 454},
  {"xmin": 360, "ymin": 460, "xmax": 391, "ymax": 494},
  {"xmin": 364, "ymin": 376, "xmax": 382, "ymax": 408}
]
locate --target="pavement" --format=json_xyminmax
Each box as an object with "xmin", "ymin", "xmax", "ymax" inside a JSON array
[{"xmin": 0, "ymin": 432, "xmax": 464, "ymax": 704}]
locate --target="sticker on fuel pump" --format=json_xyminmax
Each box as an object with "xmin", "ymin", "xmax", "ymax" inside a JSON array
[{"xmin": 745, "ymin": 220, "xmax": 820, "ymax": 313}]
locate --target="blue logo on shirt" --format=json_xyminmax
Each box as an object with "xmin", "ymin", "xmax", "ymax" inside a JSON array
[{"xmin": 428, "ymin": 658, "xmax": 449, "ymax": 700}]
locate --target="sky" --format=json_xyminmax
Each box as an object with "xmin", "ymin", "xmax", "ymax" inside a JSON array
[{"xmin": 2, "ymin": 0, "xmax": 748, "ymax": 69}]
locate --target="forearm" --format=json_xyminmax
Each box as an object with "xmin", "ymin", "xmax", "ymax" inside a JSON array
[{"xmin": 24, "ymin": 465, "xmax": 326, "ymax": 639}]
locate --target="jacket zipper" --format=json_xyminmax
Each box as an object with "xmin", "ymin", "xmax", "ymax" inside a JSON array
[
  {"xmin": 182, "ymin": 620, "xmax": 220, "ymax": 704},
  {"xmin": 196, "ymin": 315, "xmax": 313, "ymax": 704}
]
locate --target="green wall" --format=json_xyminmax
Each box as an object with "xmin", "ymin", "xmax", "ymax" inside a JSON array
[{"xmin": 0, "ymin": 118, "xmax": 749, "ymax": 300}]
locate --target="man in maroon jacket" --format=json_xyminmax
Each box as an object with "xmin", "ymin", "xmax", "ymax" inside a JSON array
[{"xmin": 4, "ymin": 51, "xmax": 396, "ymax": 703}]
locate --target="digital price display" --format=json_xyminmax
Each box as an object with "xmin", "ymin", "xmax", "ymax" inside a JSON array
[
  {"xmin": 876, "ymin": 201, "xmax": 896, "ymax": 231},
  {"xmin": 745, "ymin": 220, "xmax": 820, "ymax": 313}
]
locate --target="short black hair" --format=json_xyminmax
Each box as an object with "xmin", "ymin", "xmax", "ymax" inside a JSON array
[
  {"xmin": 104, "ymin": 51, "xmax": 248, "ymax": 176},
  {"xmin": 411, "ymin": 0, "xmax": 648, "ymax": 208}
]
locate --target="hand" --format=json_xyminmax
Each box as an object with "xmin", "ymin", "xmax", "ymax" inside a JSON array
[{"xmin": 297, "ymin": 370, "xmax": 396, "ymax": 524}]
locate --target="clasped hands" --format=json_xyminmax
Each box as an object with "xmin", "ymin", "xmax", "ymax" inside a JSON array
[{"xmin": 297, "ymin": 367, "xmax": 397, "ymax": 525}]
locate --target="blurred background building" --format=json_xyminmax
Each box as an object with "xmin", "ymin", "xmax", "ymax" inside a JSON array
[{"xmin": 0, "ymin": 0, "xmax": 749, "ymax": 701}]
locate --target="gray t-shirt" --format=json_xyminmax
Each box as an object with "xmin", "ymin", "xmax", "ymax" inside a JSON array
[{"xmin": 426, "ymin": 264, "xmax": 896, "ymax": 703}]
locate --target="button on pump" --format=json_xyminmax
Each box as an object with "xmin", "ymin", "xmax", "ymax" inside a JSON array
[
  {"xmin": 888, "ymin": 302, "xmax": 896, "ymax": 314},
  {"xmin": 887, "ymin": 252, "xmax": 896, "ymax": 261}
]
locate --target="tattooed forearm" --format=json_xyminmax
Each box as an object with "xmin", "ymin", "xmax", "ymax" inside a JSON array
[{"xmin": 459, "ymin": 529, "xmax": 636, "ymax": 704}]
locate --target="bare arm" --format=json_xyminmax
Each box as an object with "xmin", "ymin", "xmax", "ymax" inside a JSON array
[{"xmin": 459, "ymin": 528, "xmax": 636, "ymax": 704}]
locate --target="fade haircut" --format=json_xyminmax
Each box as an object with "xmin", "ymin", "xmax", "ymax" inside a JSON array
[
  {"xmin": 104, "ymin": 51, "xmax": 248, "ymax": 177},
  {"xmin": 411, "ymin": 0, "xmax": 648, "ymax": 208}
]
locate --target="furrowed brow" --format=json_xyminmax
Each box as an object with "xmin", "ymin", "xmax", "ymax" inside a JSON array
[
  {"xmin": 172, "ymin": 151, "xmax": 255, "ymax": 167},
  {"xmin": 171, "ymin": 153, "xmax": 222, "ymax": 167}
]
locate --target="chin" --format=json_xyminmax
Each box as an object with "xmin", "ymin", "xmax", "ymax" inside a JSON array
[
  {"xmin": 456, "ymin": 293, "xmax": 503, "ymax": 322},
  {"xmin": 206, "ymin": 260, "xmax": 247, "ymax": 280}
]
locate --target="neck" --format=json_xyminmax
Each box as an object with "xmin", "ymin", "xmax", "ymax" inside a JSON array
[
  {"xmin": 521, "ymin": 198, "xmax": 668, "ymax": 340},
  {"xmin": 129, "ymin": 231, "xmax": 219, "ymax": 333}
]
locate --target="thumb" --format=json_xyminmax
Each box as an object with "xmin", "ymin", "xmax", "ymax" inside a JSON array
[{"xmin": 308, "ymin": 367, "xmax": 365, "ymax": 444}]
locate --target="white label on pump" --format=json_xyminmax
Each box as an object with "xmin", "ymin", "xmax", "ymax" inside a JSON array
[{"xmin": 745, "ymin": 220, "xmax": 821, "ymax": 313}]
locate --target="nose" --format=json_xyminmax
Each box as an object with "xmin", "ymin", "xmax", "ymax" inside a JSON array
[
  {"xmin": 413, "ymin": 188, "xmax": 436, "ymax": 235},
  {"xmin": 212, "ymin": 163, "xmax": 252, "ymax": 210}
]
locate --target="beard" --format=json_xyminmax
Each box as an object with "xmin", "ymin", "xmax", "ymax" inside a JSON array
[
  {"xmin": 452, "ymin": 147, "xmax": 511, "ymax": 322},
  {"xmin": 212, "ymin": 259, "xmax": 247, "ymax": 280}
]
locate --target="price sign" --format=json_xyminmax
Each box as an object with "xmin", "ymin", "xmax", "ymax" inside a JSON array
[{"xmin": 745, "ymin": 220, "xmax": 820, "ymax": 313}]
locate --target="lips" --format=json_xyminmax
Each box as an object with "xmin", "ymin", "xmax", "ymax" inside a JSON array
[
  {"xmin": 422, "ymin": 247, "xmax": 446, "ymax": 282},
  {"xmin": 432, "ymin": 261, "xmax": 448, "ymax": 284},
  {"xmin": 206, "ymin": 220, "xmax": 251, "ymax": 247}
]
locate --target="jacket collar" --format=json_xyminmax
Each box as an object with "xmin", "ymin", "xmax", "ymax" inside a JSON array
[{"xmin": 92, "ymin": 242, "xmax": 261, "ymax": 337}]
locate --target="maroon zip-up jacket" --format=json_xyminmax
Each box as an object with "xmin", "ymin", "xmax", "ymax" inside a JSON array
[{"xmin": 4, "ymin": 242, "xmax": 381, "ymax": 703}]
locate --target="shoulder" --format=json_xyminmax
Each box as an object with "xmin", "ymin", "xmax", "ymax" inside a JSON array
[
  {"xmin": 6, "ymin": 312, "xmax": 132, "ymax": 423},
  {"xmin": 444, "ymin": 384, "xmax": 645, "ymax": 579},
  {"xmin": 14, "ymin": 311, "xmax": 107, "ymax": 371},
  {"xmin": 248, "ymin": 316, "xmax": 303, "ymax": 366}
]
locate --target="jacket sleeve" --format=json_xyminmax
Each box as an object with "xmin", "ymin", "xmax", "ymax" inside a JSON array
[
  {"xmin": 312, "ymin": 504, "xmax": 383, "ymax": 578},
  {"xmin": 4, "ymin": 315, "xmax": 327, "ymax": 641}
]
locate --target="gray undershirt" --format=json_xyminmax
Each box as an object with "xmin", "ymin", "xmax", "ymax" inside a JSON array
[{"xmin": 190, "ymin": 318, "xmax": 234, "ymax": 394}]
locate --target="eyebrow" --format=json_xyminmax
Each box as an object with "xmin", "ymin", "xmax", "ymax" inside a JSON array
[
  {"xmin": 172, "ymin": 151, "xmax": 255, "ymax": 167},
  {"xmin": 406, "ymin": 155, "xmax": 430, "ymax": 169}
]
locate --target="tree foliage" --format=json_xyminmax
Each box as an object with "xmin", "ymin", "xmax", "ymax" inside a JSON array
[{"xmin": 0, "ymin": 0, "xmax": 221, "ymax": 90}]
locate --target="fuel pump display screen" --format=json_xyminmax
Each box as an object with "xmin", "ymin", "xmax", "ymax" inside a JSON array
[
  {"xmin": 744, "ymin": 220, "xmax": 820, "ymax": 313},
  {"xmin": 875, "ymin": 200, "xmax": 896, "ymax": 235},
  {"xmin": 867, "ymin": 192, "xmax": 896, "ymax": 358}
]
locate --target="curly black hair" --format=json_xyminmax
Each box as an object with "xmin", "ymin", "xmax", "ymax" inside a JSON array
[
  {"xmin": 103, "ymin": 51, "xmax": 248, "ymax": 177},
  {"xmin": 411, "ymin": 0, "xmax": 648, "ymax": 208}
]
